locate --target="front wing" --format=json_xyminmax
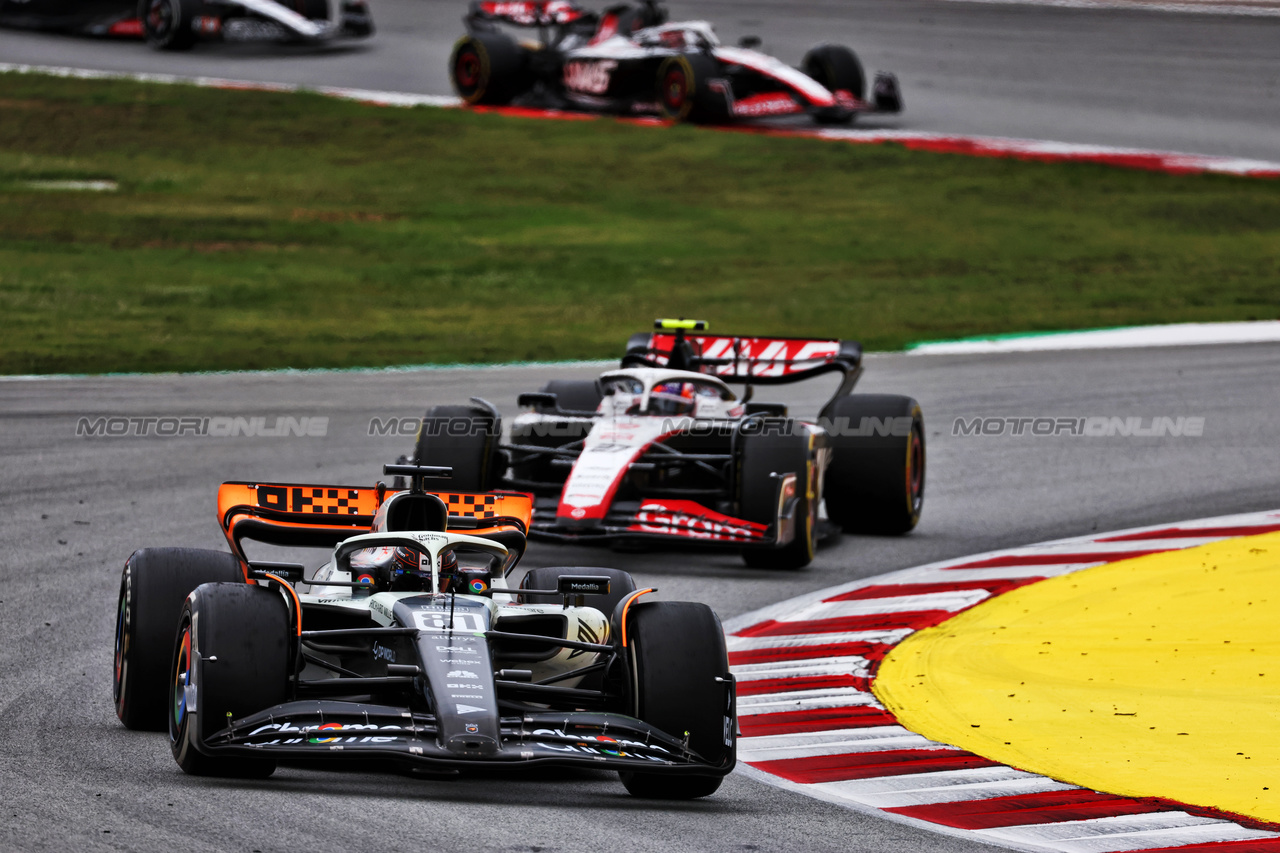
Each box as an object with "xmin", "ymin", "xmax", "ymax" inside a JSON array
[
  {"xmin": 529, "ymin": 491, "xmax": 801, "ymax": 550},
  {"xmin": 199, "ymin": 701, "xmax": 736, "ymax": 775}
]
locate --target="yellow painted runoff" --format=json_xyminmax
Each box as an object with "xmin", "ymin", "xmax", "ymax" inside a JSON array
[{"xmin": 875, "ymin": 532, "xmax": 1280, "ymax": 823}]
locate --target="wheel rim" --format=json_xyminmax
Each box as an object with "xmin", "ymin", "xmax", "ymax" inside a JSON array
[
  {"xmin": 112, "ymin": 590, "xmax": 127, "ymax": 703},
  {"xmin": 907, "ymin": 425, "xmax": 924, "ymax": 514},
  {"xmin": 145, "ymin": 0, "xmax": 173, "ymax": 35},
  {"xmin": 456, "ymin": 50, "xmax": 481, "ymax": 90},
  {"xmin": 172, "ymin": 624, "xmax": 192, "ymax": 735},
  {"xmin": 662, "ymin": 67, "xmax": 688, "ymax": 113},
  {"xmin": 805, "ymin": 460, "xmax": 818, "ymax": 555}
]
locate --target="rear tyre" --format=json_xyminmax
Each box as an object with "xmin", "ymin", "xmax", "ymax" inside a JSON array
[
  {"xmin": 139, "ymin": 0, "xmax": 201, "ymax": 50},
  {"xmin": 519, "ymin": 566, "xmax": 637, "ymax": 617},
  {"xmin": 450, "ymin": 32, "xmax": 534, "ymax": 106},
  {"xmin": 737, "ymin": 422, "xmax": 818, "ymax": 570},
  {"xmin": 114, "ymin": 548, "xmax": 243, "ymax": 731},
  {"xmin": 656, "ymin": 54, "xmax": 731, "ymax": 124},
  {"xmin": 802, "ymin": 44, "xmax": 865, "ymax": 124},
  {"xmin": 821, "ymin": 394, "xmax": 925, "ymax": 534},
  {"xmin": 413, "ymin": 403, "xmax": 503, "ymax": 492},
  {"xmin": 169, "ymin": 583, "xmax": 290, "ymax": 777},
  {"xmin": 619, "ymin": 601, "xmax": 733, "ymax": 799}
]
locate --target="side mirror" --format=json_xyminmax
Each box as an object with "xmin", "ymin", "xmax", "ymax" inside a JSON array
[{"xmin": 745, "ymin": 402, "xmax": 788, "ymax": 417}]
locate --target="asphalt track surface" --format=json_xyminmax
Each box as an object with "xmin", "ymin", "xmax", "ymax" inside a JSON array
[
  {"xmin": 2, "ymin": 0, "xmax": 1280, "ymax": 161},
  {"xmin": 1, "ymin": 342, "xmax": 1279, "ymax": 853}
]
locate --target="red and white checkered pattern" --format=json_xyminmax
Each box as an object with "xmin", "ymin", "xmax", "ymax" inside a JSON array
[{"xmin": 724, "ymin": 510, "xmax": 1280, "ymax": 853}]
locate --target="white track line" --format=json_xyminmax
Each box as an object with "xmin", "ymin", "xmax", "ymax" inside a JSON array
[
  {"xmin": 946, "ymin": 0, "xmax": 1280, "ymax": 16},
  {"xmin": 909, "ymin": 320, "xmax": 1280, "ymax": 355}
]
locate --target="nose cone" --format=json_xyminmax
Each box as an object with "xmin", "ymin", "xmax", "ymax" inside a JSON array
[{"xmin": 446, "ymin": 732, "xmax": 500, "ymax": 757}]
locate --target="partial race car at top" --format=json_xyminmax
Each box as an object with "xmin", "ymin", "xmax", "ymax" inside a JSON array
[
  {"xmin": 112, "ymin": 463, "xmax": 735, "ymax": 798},
  {"xmin": 0, "ymin": 0, "xmax": 372, "ymax": 49},
  {"xmin": 449, "ymin": 0, "xmax": 901, "ymax": 124},
  {"xmin": 411, "ymin": 320, "xmax": 926, "ymax": 570}
]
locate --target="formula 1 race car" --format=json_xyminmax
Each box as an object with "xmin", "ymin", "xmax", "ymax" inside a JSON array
[
  {"xmin": 0, "ymin": 0, "xmax": 372, "ymax": 49},
  {"xmin": 112, "ymin": 463, "xmax": 735, "ymax": 798},
  {"xmin": 449, "ymin": 0, "xmax": 901, "ymax": 124},
  {"xmin": 411, "ymin": 321, "xmax": 926, "ymax": 570}
]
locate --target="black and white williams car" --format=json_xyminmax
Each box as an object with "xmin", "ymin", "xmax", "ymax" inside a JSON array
[
  {"xmin": 112, "ymin": 464, "xmax": 735, "ymax": 798},
  {"xmin": 450, "ymin": 0, "xmax": 902, "ymax": 123}
]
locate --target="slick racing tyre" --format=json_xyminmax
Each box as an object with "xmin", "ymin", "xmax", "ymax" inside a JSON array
[
  {"xmin": 450, "ymin": 32, "xmax": 534, "ymax": 106},
  {"xmin": 737, "ymin": 421, "xmax": 820, "ymax": 570},
  {"xmin": 139, "ymin": 0, "xmax": 201, "ymax": 50},
  {"xmin": 170, "ymin": 582, "xmax": 290, "ymax": 777},
  {"xmin": 114, "ymin": 548, "xmax": 243, "ymax": 731},
  {"xmin": 656, "ymin": 54, "xmax": 731, "ymax": 124},
  {"xmin": 519, "ymin": 566, "xmax": 637, "ymax": 616},
  {"xmin": 620, "ymin": 601, "xmax": 733, "ymax": 799},
  {"xmin": 413, "ymin": 403, "xmax": 503, "ymax": 492},
  {"xmin": 821, "ymin": 394, "xmax": 925, "ymax": 535},
  {"xmin": 801, "ymin": 44, "xmax": 865, "ymax": 124}
]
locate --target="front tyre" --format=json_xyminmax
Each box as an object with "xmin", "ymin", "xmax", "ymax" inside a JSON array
[
  {"xmin": 737, "ymin": 422, "xmax": 819, "ymax": 570},
  {"xmin": 656, "ymin": 54, "xmax": 731, "ymax": 124},
  {"xmin": 450, "ymin": 32, "xmax": 533, "ymax": 106},
  {"xmin": 620, "ymin": 601, "xmax": 733, "ymax": 799},
  {"xmin": 139, "ymin": 0, "xmax": 201, "ymax": 50},
  {"xmin": 170, "ymin": 583, "xmax": 290, "ymax": 777},
  {"xmin": 537, "ymin": 379, "xmax": 603, "ymax": 414},
  {"xmin": 114, "ymin": 548, "xmax": 243, "ymax": 731},
  {"xmin": 802, "ymin": 44, "xmax": 865, "ymax": 124}
]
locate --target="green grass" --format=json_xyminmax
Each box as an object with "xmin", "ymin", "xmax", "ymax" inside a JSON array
[{"xmin": 0, "ymin": 72, "xmax": 1277, "ymax": 374}]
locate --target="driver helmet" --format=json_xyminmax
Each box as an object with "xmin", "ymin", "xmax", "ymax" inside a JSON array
[
  {"xmin": 387, "ymin": 546, "xmax": 458, "ymax": 592},
  {"xmin": 649, "ymin": 380, "xmax": 696, "ymax": 415}
]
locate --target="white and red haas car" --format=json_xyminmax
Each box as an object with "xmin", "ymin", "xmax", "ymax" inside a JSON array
[
  {"xmin": 410, "ymin": 320, "xmax": 925, "ymax": 570},
  {"xmin": 449, "ymin": 0, "xmax": 901, "ymax": 124}
]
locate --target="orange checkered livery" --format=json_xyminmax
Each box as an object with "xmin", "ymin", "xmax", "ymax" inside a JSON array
[
  {"xmin": 443, "ymin": 493, "xmax": 500, "ymax": 519},
  {"xmin": 217, "ymin": 481, "xmax": 533, "ymax": 573}
]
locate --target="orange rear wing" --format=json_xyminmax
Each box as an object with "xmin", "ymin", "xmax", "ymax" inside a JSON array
[{"xmin": 217, "ymin": 481, "xmax": 534, "ymax": 563}]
